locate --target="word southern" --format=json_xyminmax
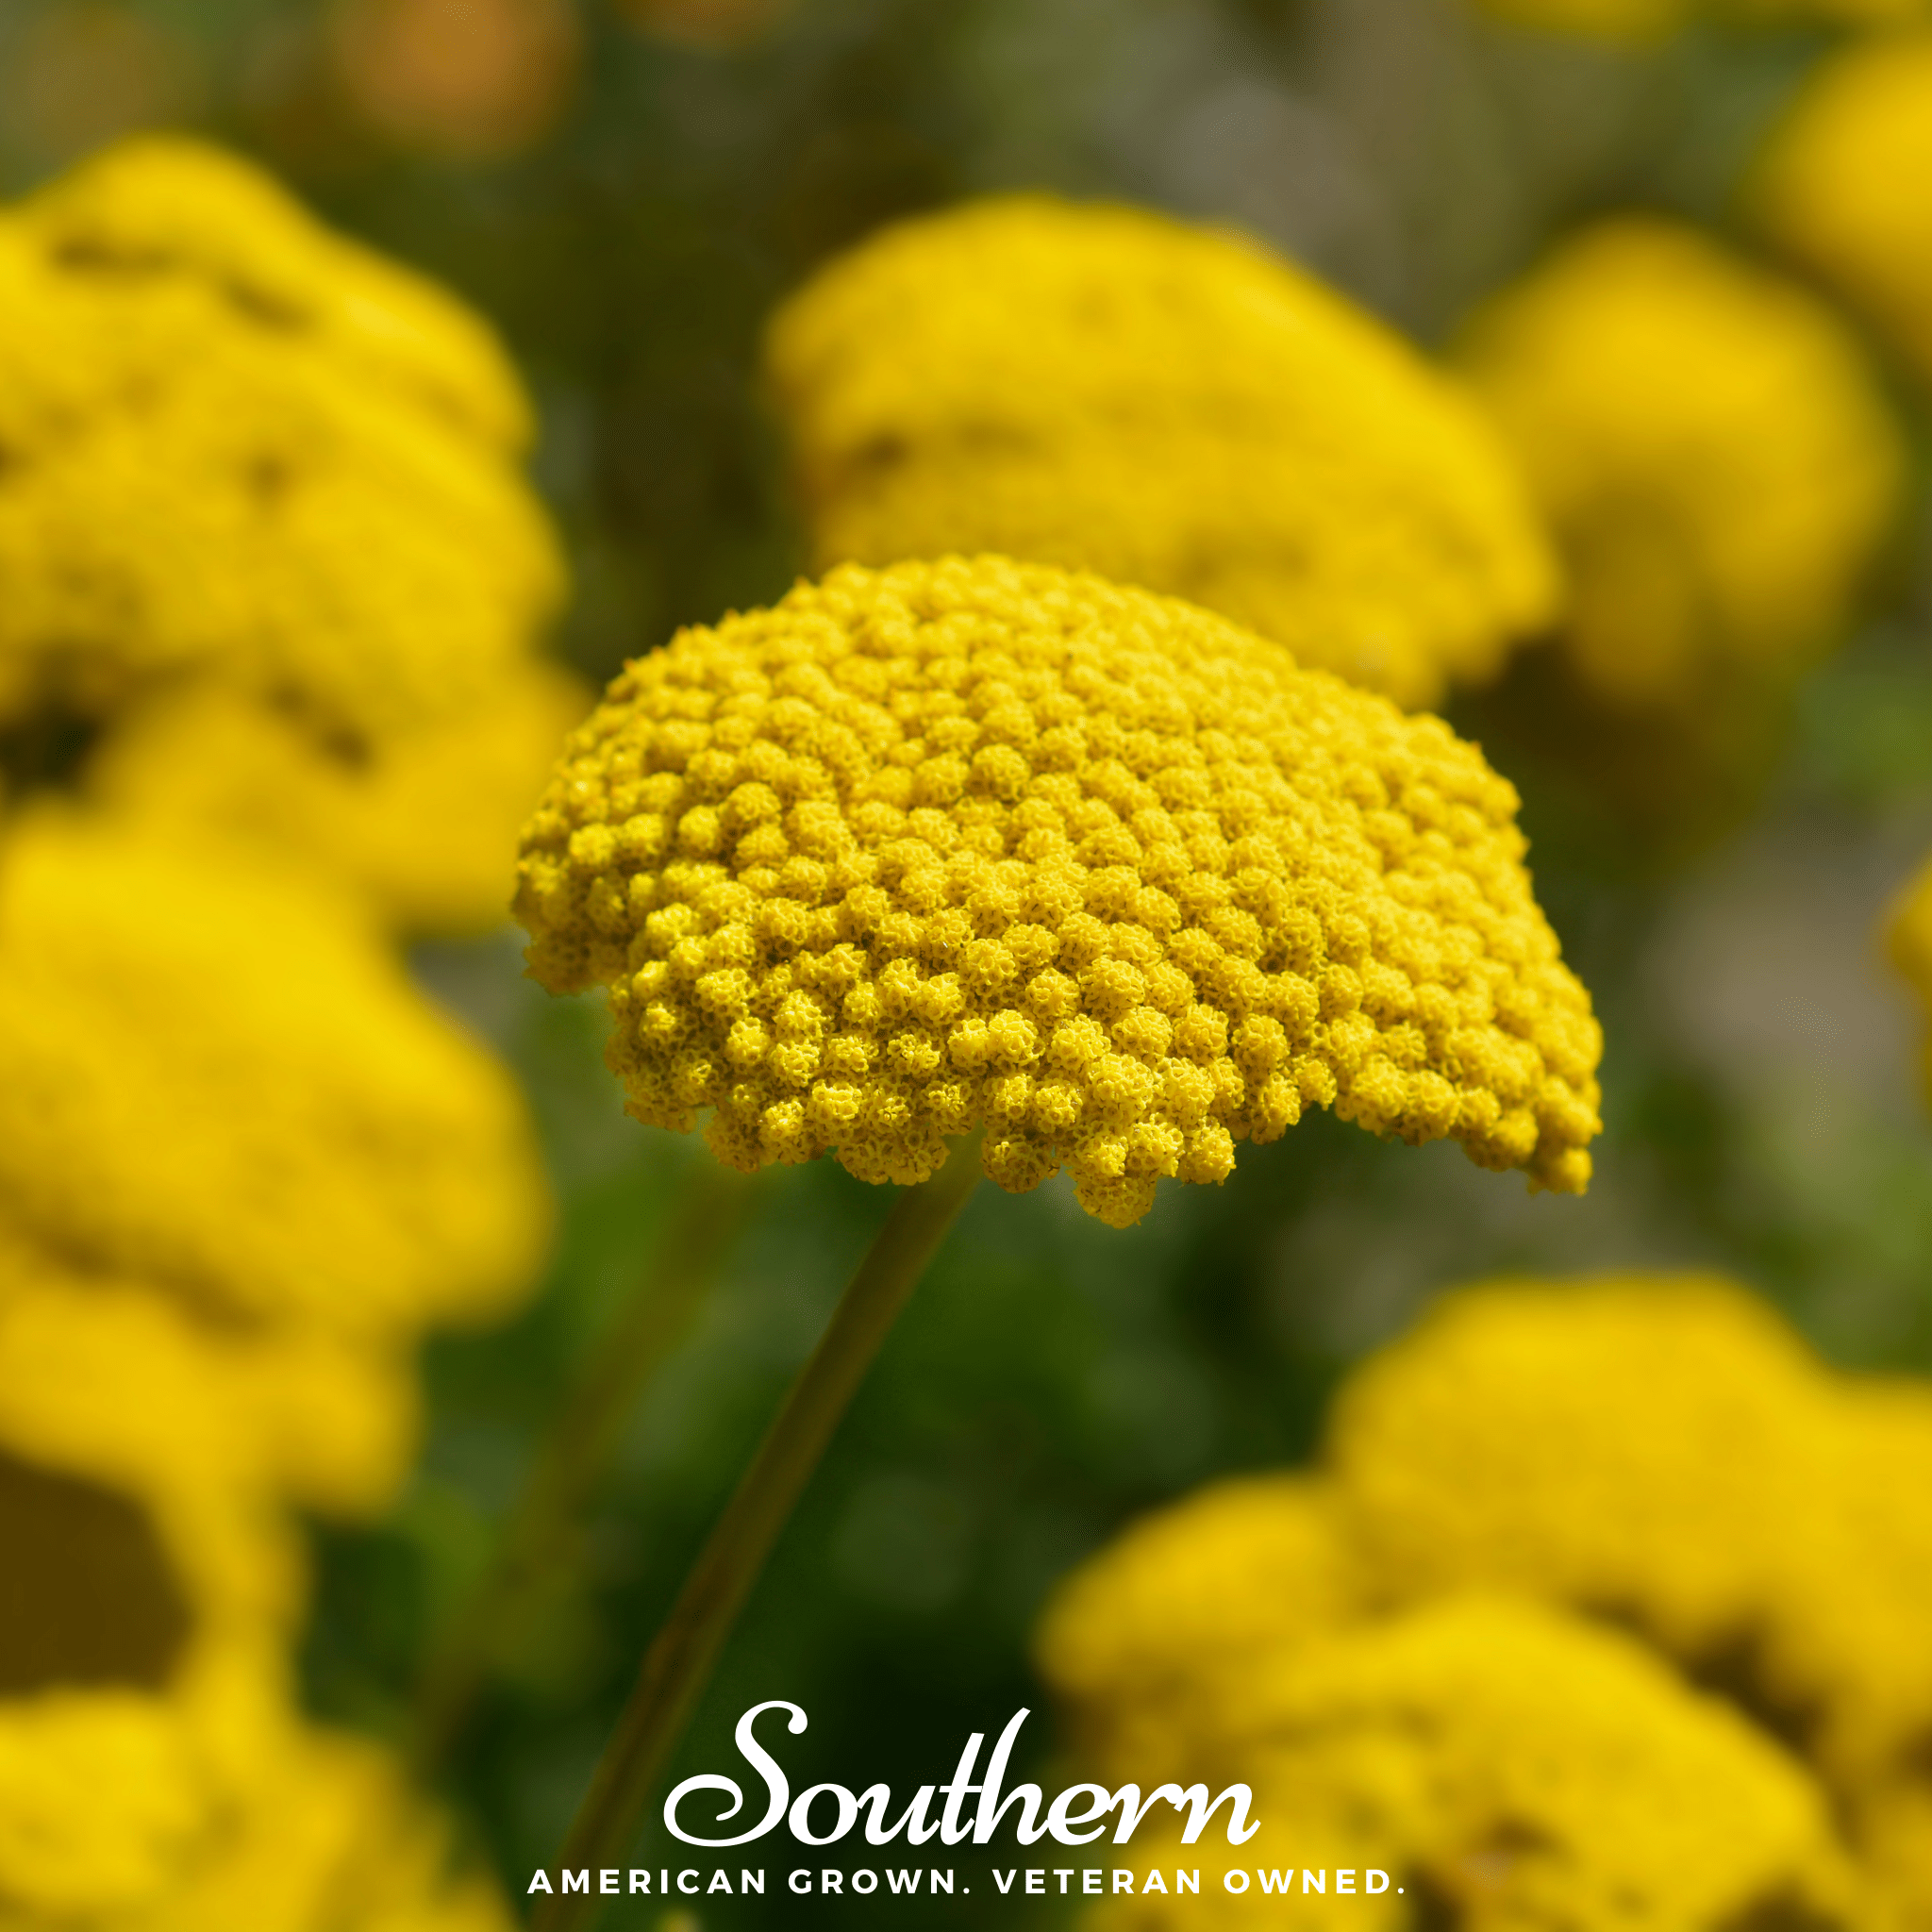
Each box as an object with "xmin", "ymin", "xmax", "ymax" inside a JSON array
[{"xmin": 658, "ymin": 1702, "xmax": 1260, "ymax": 1849}]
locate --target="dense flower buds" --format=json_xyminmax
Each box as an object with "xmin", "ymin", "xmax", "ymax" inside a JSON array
[
  {"xmin": 516, "ymin": 558, "xmax": 1601, "ymax": 1224},
  {"xmin": 1458, "ymin": 220, "xmax": 1903, "ymax": 715},
  {"xmin": 764, "ymin": 197, "xmax": 1559, "ymax": 710},
  {"xmin": 1756, "ymin": 30, "xmax": 1932, "ymax": 394}
]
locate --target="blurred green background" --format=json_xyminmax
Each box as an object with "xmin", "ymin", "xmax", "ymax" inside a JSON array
[{"xmin": 7, "ymin": 0, "xmax": 1931, "ymax": 1920}]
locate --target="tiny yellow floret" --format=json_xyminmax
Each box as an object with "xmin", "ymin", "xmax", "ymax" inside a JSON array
[
  {"xmin": 765, "ymin": 196, "xmax": 1559, "ymax": 710},
  {"xmin": 516, "ymin": 558, "xmax": 1601, "ymax": 1225},
  {"xmin": 1459, "ymin": 220, "xmax": 1903, "ymax": 714}
]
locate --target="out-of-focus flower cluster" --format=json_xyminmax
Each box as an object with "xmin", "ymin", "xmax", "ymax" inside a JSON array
[
  {"xmin": 1458, "ymin": 219, "xmax": 1903, "ymax": 719},
  {"xmin": 0, "ymin": 137, "xmax": 556, "ymax": 1930},
  {"xmin": 1755, "ymin": 30, "xmax": 1932, "ymax": 394},
  {"xmin": 1039, "ymin": 1275, "xmax": 1932, "ymax": 1928},
  {"xmin": 0, "ymin": 133, "xmax": 585, "ymax": 933},
  {"xmin": 765, "ymin": 196, "xmax": 1560, "ymax": 712},
  {"xmin": 516, "ymin": 557, "xmax": 1601, "ymax": 1224}
]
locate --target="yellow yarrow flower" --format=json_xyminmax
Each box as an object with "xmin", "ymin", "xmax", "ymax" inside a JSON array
[
  {"xmin": 1323, "ymin": 1274, "xmax": 1932, "ymax": 1926},
  {"xmin": 0, "ymin": 815, "xmax": 551, "ymax": 1341},
  {"xmin": 83, "ymin": 663, "xmax": 592, "ymax": 936},
  {"xmin": 12, "ymin": 135, "xmax": 532, "ymax": 451},
  {"xmin": 1458, "ymin": 220, "xmax": 1904, "ymax": 713},
  {"xmin": 133, "ymin": 1726, "xmax": 518, "ymax": 1932},
  {"xmin": 1033, "ymin": 1474, "xmax": 1361, "ymax": 1775},
  {"xmin": 0, "ymin": 182, "xmax": 561, "ymax": 750},
  {"xmin": 0, "ymin": 139, "xmax": 575, "ymax": 930},
  {"xmin": 764, "ymin": 197, "xmax": 1559, "ymax": 711},
  {"xmin": 1079, "ymin": 1598, "xmax": 1861, "ymax": 1932},
  {"xmin": 1326, "ymin": 1272, "xmax": 1827, "ymax": 1658},
  {"xmin": 0, "ymin": 1275, "xmax": 305, "ymax": 1920},
  {"xmin": 1756, "ymin": 31, "xmax": 1932, "ymax": 395},
  {"xmin": 1038, "ymin": 1276, "xmax": 1932, "ymax": 1929},
  {"xmin": 0, "ymin": 1236, "xmax": 418, "ymax": 1520},
  {"xmin": 516, "ymin": 558, "xmax": 1601, "ymax": 1226}
]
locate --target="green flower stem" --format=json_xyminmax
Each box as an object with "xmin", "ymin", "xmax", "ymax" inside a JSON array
[
  {"xmin": 412, "ymin": 1161, "xmax": 753, "ymax": 1773},
  {"xmin": 533, "ymin": 1141, "xmax": 983, "ymax": 1932}
]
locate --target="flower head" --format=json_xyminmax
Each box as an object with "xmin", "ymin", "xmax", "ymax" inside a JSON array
[
  {"xmin": 83, "ymin": 663, "xmax": 591, "ymax": 936},
  {"xmin": 0, "ymin": 136, "xmax": 563, "ymax": 753},
  {"xmin": 1326, "ymin": 1274, "xmax": 1932, "ymax": 1922},
  {"xmin": 0, "ymin": 814, "xmax": 551, "ymax": 1339},
  {"xmin": 1038, "ymin": 1274, "xmax": 1932, "ymax": 1929},
  {"xmin": 1074, "ymin": 1598, "xmax": 1860, "ymax": 1932},
  {"xmin": 764, "ymin": 197, "xmax": 1559, "ymax": 710},
  {"xmin": 1458, "ymin": 220, "xmax": 1903, "ymax": 712},
  {"xmin": 1033, "ymin": 1474, "xmax": 1362, "ymax": 1774},
  {"xmin": 1756, "ymin": 31, "xmax": 1932, "ymax": 393},
  {"xmin": 1326, "ymin": 1273, "xmax": 1826, "ymax": 1657},
  {"xmin": 145, "ymin": 1725, "xmax": 519, "ymax": 1932},
  {"xmin": 516, "ymin": 558, "xmax": 1600, "ymax": 1225},
  {"xmin": 13, "ymin": 134, "xmax": 531, "ymax": 448},
  {"xmin": 0, "ymin": 1274, "xmax": 305, "ymax": 1920}
]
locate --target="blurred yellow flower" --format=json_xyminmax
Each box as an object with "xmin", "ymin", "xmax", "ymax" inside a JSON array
[
  {"xmin": 516, "ymin": 558, "xmax": 1601, "ymax": 1225},
  {"xmin": 0, "ymin": 814, "xmax": 551, "ymax": 1341},
  {"xmin": 0, "ymin": 1273, "xmax": 305, "ymax": 1921},
  {"xmin": 85, "ymin": 662, "xmax": 592, "ymax": 936},
  {"xmin": 137, "ymin": 1725, "xmax": 518, "ymax": 1932},
  {"xmin": 1458, "ymin": 220, "xmax": 1903, "ymax": 714},
  {"xmin": 764, "ymin": 196, "xmax": 1559, "ymax": 710},
  {"xmin": 1034, "ymin": 1474, "xmax": 1361, "ymax": 1771},
  {"xmin": 1080, "ymin": 1598, "xmax": 1861, "ymax": 1932},
  {"xmin": 1326, "ymin": 1274, "xmax": 1932, "ymax": 1927},
  {"xmin": 1040, "ymin": 1274, "xmax": 1932, "ymax": 1927},
  {"xmin": 1757, "ymin": 30, "xmax": 1932, "ymax": 394},
  {"xmin": 0, "ymin": 138, "xmax": 573, "ymax": 929},
  {"xmin": 1886, "ymin": 854, "xmax": 1932, "ymax": 1099},
  {"xmin": 14, "ymin": 135, "xmax": 531, "ymax": 447},
  {"xmin": 1327, "ymin": 1272, "xmax": 1824, "ymax": 1657}
]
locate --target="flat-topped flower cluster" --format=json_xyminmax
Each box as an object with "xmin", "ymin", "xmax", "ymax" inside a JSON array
[{"xmin": 518, "ymin": 558, "xmax": 1601, "ymax": 1224}]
